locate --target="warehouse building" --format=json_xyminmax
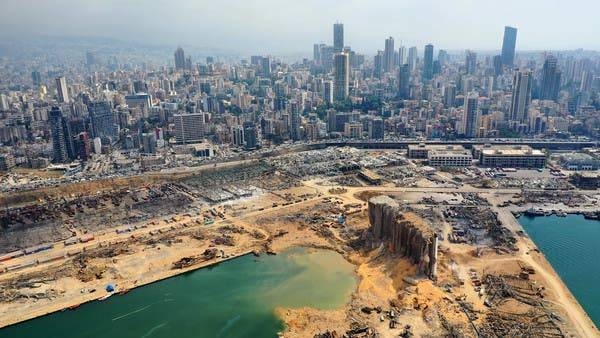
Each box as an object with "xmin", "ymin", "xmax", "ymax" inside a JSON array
[{"xmin": 479, "ymin": 146, "xmax": 546, "ymax": 168}]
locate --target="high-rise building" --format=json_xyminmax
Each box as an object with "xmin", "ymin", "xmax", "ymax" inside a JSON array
[
  {"xmin": 398, "ymin": 64, "xmax": 410, "ymax": 99},
  {"xmin": 408, "ymin": 47, "xmax": 418, "ymax": 71},
  {"xmin": 320, "ymin": 45, "xmax": 335, "ymax": 70},
  {"xmin": 444, "ymin": 84, "xmax": 456, "ymax": 108},
  {"xmin": 509, "ymin": 70, "xmax": 533, "ymax": 124},
  {"xmin": 368, "ymin": 118, "xmax": 384, "ymax": 140},
  {"xmin": 260, "ymin": 56, "xmax": 271, "ymax": 77},
  {"xmin": 374, "ymin": 51, "xmax": 384, "ymax": 78},
  {"xmin": 173, "ymin": 112, "xmax": 207, "ymax": 144},
  {"xmin": 88, "ymin": 101, "xmax": 118, "ymax": 143},
  {"xmin": 580, "ymin": 71, "xmax": 594, "ymax": 93},
  {"xmin": 243, "ymin": 121, "xmax": 258, "ymax": 150},
  {"xmin": 313, "ymin": 44, "xmax": 321, "ymax": 62},
  {"xmin": 465, "ymin": 50, "xmax": 477, "ymax": 75},
  {"xmin": 31, "ymin": 71, "xmax": 41, "ymax": 87},
  {"xmin": 398, "ymin": 46, "xmax": 406, "ymax": 66},
  {"xmin": 174, "ymin": 47, "xmax": 185, "ymax": 70},
  {"xmin": 323, "ymin": 80, "xmax": 334, "ymax": 104},
  {"xmin": 55, "ymin": 76, "xmax": 69, "ymax": 103},
  {"xmin": 289, "ymin": 100, "xmax": 302, "ymax": 141},
  {"xmin": 501, "ymin": 26, "xmax": 517, "ymax": 66},
  {"xmin": 383, "ymin": 37, "xmax": 395, "ymax": 72},
  {"xmin": 334, "ymin": 53, "xmax": 349, "ymax": 102},
  {"xmin": 493, "ymin": 55, "xmax": 503, "ymax": 76},
  {"xmin": 423, "ymin": 44, "xmax": 434, "ymax": 81},
  {"xmin": 333, "ymin": 23, "xmax": 344, "ymax": 52},
  {"xmin": 141, "ymin": 133, "xmax": 156, "ymax": 154},
  {"xmin": 438, "ymin": 49, "xmax": 449, "ymax": 65},
  {"xmin": 231, "ymin": 125, "xmax": 245, "ymax": 147},
  {"xmin": 462, "ymin": 92, "xmax": 479, "ymax": 138},
  {"xmin": 48, "ymin": 106, "xmax": 74, "ymax": 163},
  {"xmin": 0, "ymin": 94, "xmax": 8, "ymax": 111},
  {"xmin": 540, "ymin": 55, "xmax": 562, "ymax": 101}
]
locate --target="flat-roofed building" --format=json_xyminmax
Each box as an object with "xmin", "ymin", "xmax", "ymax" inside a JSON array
[
  {"xmin": 559, "ymin": 153, "xmax": 599, "ymax": 171},
  {"xmin": 571, "ymin": 172, "xmax": 600, "ymax": 190},
  {"xmin": 173, "ymin": 112, "xmax": 208, "ymax": 144},
  {"xmin": 408, "ymin": 144, "xmax": 467, "ymax": 159},
  {"xmin": 344, "ymin": 122, "xmax": 362, "ymax": 138},
  {"xmin": 428, "ymin": 150, "xmax": 472, "ymax": 167},
  {"xmin": 479, "ymin": 146, "xmax": 546, "ymax": 168}
]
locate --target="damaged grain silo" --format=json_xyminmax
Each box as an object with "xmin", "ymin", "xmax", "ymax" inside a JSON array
[{"xmin": 368, "ymin": 195, "xmax": 438, "ymax": 279}]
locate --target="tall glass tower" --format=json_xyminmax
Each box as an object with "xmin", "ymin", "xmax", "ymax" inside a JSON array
[{"xmin": 501, "ymin": 26, "xmax": 517, "ymax": 66}]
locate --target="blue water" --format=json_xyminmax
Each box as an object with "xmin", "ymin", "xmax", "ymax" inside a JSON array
[
  {"xmin": 0, "ymin": 247, "xmax": 357, "ymax": 338},
  {"xmin": 519, "ymin": 214, "xmax": 600, "ymax": 327}
]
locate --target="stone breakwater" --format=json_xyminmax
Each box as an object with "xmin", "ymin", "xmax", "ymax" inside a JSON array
[{"xmin": 368, "ymin": 195, "xmax": 438, "ymax": 279}]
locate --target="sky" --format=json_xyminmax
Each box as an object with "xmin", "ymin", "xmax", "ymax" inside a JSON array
[{"xmin": 1, "ymin": 0, "xmax": 599, "ymax": 55}]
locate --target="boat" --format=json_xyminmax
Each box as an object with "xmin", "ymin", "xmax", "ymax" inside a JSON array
[
  {"xmin": 556, "ymin": 210, "xmax": 567, "ymax": 217},
  {"xmin": 117, "ymin": 289, "xmax": 130, "ymax": 295}
]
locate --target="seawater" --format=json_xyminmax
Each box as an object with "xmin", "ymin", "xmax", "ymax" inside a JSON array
[
  {"xmin": 519, "ymin": 214, "xmax": 600, "ymax": 327},
  {"xmin": 0, "ymin": 247, "xmax": 357, "ymax": 338}
]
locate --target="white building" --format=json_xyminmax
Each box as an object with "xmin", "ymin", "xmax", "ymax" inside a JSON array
[
  {"xmin": 173, "ymin": 112, "xmax": 208, "ymax": 144},
  {"xmin": 428, "ymin": 150, "xmax": 473, "ymax": 167}
]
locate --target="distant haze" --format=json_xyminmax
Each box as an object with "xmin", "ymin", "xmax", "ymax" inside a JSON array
[{"xmin": 1, "ymin": 0, "xmax": 599, "ymax": 54}]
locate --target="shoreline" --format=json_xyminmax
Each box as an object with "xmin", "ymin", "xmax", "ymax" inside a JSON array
[
  {"xmin": 0, "ymin": 182, "xmax": 598, "ymax": 337},
  {"xmin": 0, "ymin": 248, "xmax": 255, "ymax": 329},
  {"xmin": 516, "ymin": 213, "xmax": 600, "ymax": 328},
  {"xmin": 493, "ymin": 204, "xmax": 599, "ymax": 337}
]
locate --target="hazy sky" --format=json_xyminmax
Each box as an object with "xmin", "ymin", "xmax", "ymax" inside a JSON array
[{"xmin": 2, "ymin": 0, "xmax": 599, "ymax": 55}]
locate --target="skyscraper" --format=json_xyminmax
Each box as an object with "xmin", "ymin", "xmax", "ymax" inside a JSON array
[
  {"xmin": 88, "ymin": 101, "xmax": 118, "ymax": 143},
  {"xmin": 383, "ymin": 37, "xmax": 395, "ymax": 72},
  {"xmin": 49, "ymin": 106, "xmax": 74, "ymax": 163},
  {"xmin": 408, "ymin": 47, "xmax": 418, "ymax": 71},
  {"xmin": 334, "ymin": 53, "xmax": 349, "ymax": 102},
  {"xmin": 398, "ymin": 46, "xmax": 406, "ymax": 66},
  {"xmin": 243, "ymin": 121, "xmax": 258, "ymax": 150},
  {"xmin": 465, "ymin": 50, "xmax": 477, "ymax": 75},
  {"xmin": 540, "ymin": 55, "xmax": 562, "ymax": 101},
  {"xmin": 55, "ymin": 76, "xmax": 69, "ymax": 103},
  {"xmin": 374, "ymin": 51, "xmax": 383, "ymax": 78},
  {"xmin": 261, "ymin": 56, "xmax": 271, "ymax": 77},
  {"xmin": 462, "ymin": 92, "xmax": 479, "ymax": 138},
  {"xmin": 333, "ymin": 23, "xmax": 344, "ymax": 52},
  {"xmin": 323, "ymin": 81, "xmax": 334, "ymax": 104},
  {"xmin": 509, "ymin": 70, "xmax": 533, "ymax": 123},
  {"xmin": 501, "ymin": 26, "xmax": 517, "ymax": 67},
  {"xmin": 398, "ymin": 64, "xmax": 410, "ymax": 99},
  {"xmin": 438, "ymin": 49, "xmax": 449, "ymax": 65},
  {"xmin": 289, "ymin": 100, "xmax": 302, "ymax": 141},
  {"xmin": 423, "ymin": 44, "xmax": 434, "ymax": 81},
  {"xmin": 174, "ymin": 47, "xmax": 185, "ymax": 70},
  {"xmin": 493, "ymin": 55, "xmax": 503, "ymax": 76},
  {"xmin": 444, "ymin": 84, "xmax": 456, "ymax": 108},
  {"xmin": 31, "ymin": 71, "xmax": 41, "ymax": 87}
]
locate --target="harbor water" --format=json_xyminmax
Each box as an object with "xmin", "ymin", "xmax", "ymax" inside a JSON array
[
  {"xmin": 0, "ymin": 247, "xmax": 357, "ymax": 338},
  {"xmin": 519, "ymin": 214, "xmax": 600, "ymax": 327}
]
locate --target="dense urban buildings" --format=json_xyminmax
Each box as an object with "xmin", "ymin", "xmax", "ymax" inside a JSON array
[
  {"xmin": 0, "ymin": 21, "xmax": 598, "ymax": 176},
  {"xmin": 0, "ymin": 10, "xmax": 599, "ymax": 338}
]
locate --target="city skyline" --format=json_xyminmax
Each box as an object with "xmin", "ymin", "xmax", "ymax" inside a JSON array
[{"xmin": 2, "ymin": 0, "xmax": 600, "ymax": 55}]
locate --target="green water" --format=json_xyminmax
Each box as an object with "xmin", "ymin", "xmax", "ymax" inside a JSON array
[
  {"xmin": 0, "ymin": 247, "xmax": 357, "ymax": 338},
  {"xmin": 519, "ymin": 214, "xmax": 600, "ymax": 327}
]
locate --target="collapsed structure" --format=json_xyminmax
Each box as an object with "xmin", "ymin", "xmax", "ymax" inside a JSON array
[{"xmin": 368, "ymin": 195, "xmax": 438, "ymax": 279}]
